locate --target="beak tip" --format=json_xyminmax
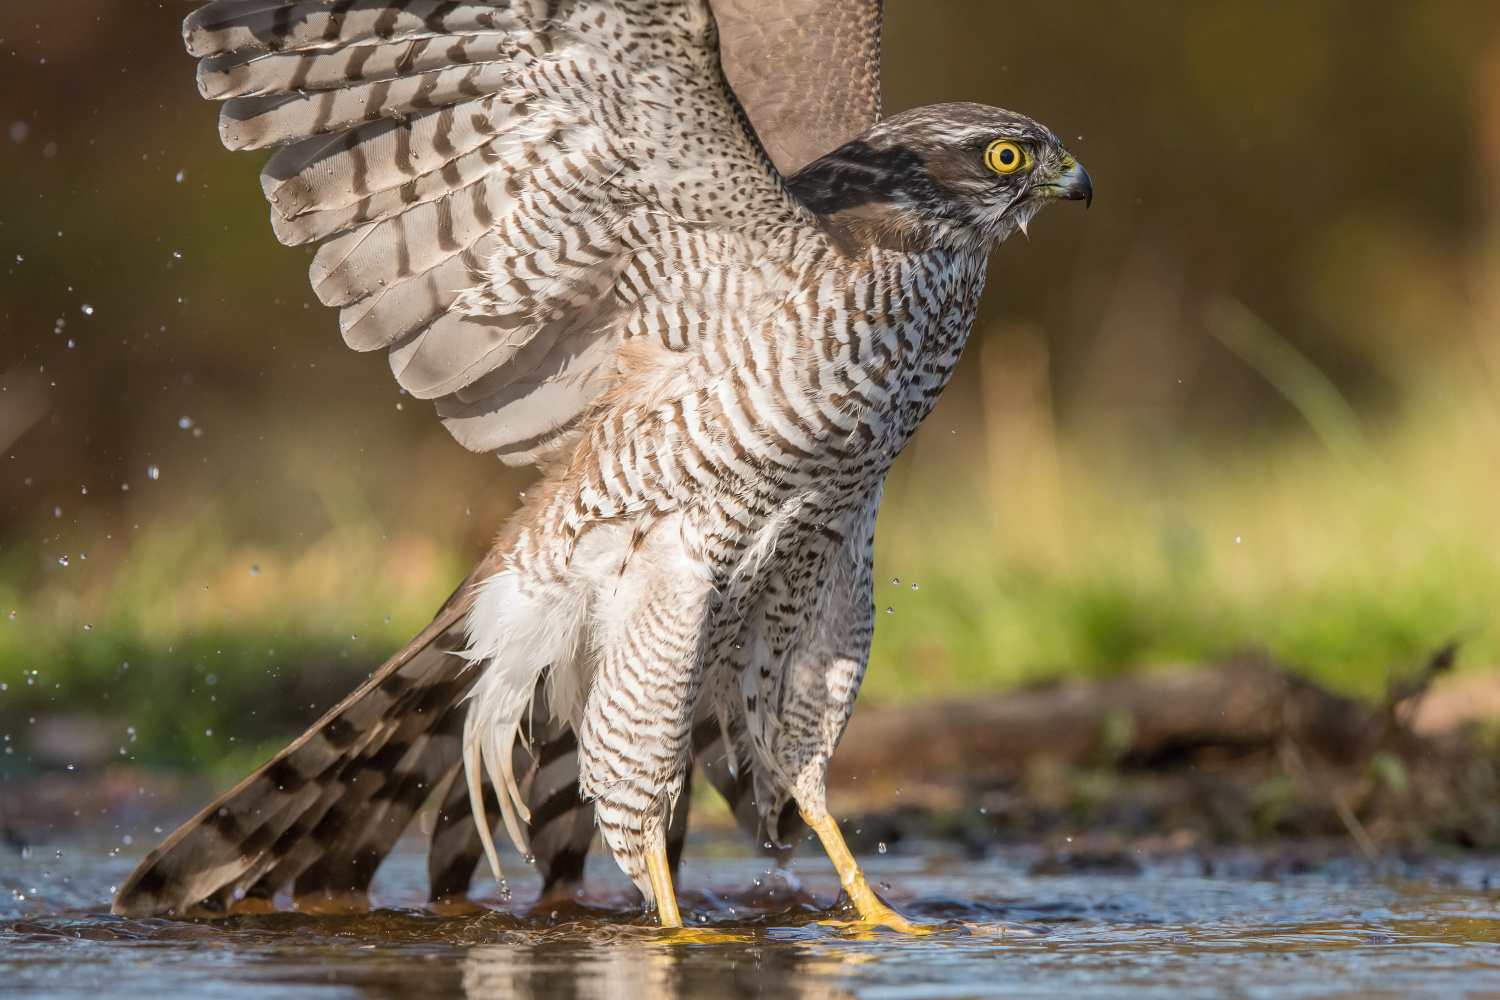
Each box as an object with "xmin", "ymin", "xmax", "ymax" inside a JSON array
[{"xmin": 1064, "ymin": 161, "xmax": 1093, "ymax": 209}]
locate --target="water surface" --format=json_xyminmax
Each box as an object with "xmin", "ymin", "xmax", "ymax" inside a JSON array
[{"xmin": 5, "ymin": 836, "xmax": 1500, "ymax": 999}]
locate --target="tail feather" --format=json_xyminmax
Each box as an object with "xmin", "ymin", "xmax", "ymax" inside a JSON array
[
  {"xmin": 113, "ymin": 564, "xmax": 489, "ymax": 919},
  {"xmin": 427, "ymin": 680, "xmax": 600, "ymax": 903},
  {"xmin": 427, "ymin": 761, "xmax": 493, "ymax": 904},
  {"xmin": 290, "ymin": 699, "xmax": 468, "ymax": 902}
]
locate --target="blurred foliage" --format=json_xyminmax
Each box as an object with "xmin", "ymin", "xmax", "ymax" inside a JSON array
[{"xmin": 2, "ymin": 2, "xmax": 1500, "ymax": 770}]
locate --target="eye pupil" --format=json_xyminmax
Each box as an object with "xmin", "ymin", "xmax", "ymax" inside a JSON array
[{"xmin": 999, "ymin": 148, "xmax": 1015, "ymax": 165}]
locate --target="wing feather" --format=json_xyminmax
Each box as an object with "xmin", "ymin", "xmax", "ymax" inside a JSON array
[
  {"xmin": 220, "ymin": 62, "xmax": 517, "ymax": 150},
  {"xmin": 184, "ymin": 1, "xmax": 519, "ymax": 59},
  {"xmin": 260, "ymin": 101, "xmax": 509, "ymax": 224},
  {"xmin": 339, "ymin": 235, "xmax": 497, "ymax": 351},
  {"xmin": 198, "ymin": 32, "xmax": 520, "ymax": 100},
  {"xmin": 308, "ymin": 174, "xmax": 509, "ymax": 307}
]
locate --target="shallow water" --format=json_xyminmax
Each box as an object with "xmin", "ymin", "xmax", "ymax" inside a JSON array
[{"xmin": 5, "ymin": 836, "xmax": 1500, "ymax": 999}]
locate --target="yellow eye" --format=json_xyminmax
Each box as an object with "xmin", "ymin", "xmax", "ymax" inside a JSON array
[{"xmin": 985, "ymin": 140, "xmax": 1028, "ymax": 175}]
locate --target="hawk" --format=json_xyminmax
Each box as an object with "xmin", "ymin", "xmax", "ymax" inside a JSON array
[{"xmin": 114, "ymin": 0, "xmax": 1089, "ymax": 929}]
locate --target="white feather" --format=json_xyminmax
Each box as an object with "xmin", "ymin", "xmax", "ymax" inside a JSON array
[{"xmin": 462, "ymin": 568, "xmax": 588, "ymax": 872}]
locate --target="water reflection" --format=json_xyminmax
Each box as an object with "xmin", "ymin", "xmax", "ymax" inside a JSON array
[
  {"xmin": 461, "ymin": 939, "xmax": 860, "ymax": 1000},
  {"xmin": 464, "ymin": 944, "xmax": 678, "ymax": 1000}
]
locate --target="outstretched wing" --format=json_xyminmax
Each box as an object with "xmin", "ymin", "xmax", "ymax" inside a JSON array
[
  {"xmin": 714, "ymin": 0, "xmax": 882, "ymax": 176},
  {"xmin": 186, "ymin": 0, "xmax": 875, "ymax": 466}
]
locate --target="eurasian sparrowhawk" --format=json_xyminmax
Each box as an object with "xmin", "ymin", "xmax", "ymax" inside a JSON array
[{"xmin": 114, "ymin": 0, "xmax": 1090, "ymax": 929}]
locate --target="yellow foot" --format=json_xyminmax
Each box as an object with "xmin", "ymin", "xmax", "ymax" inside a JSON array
[
  {"xmin": 818, "ymin": 900, "xmax": 933, "ymax": 934},
  {"xmin": 658, "ymin": 925, "xmax": 755, "ymax": 943},
  {"xmin": 804, "ymin": 812, "xmax": 931, "ymax": 934}
]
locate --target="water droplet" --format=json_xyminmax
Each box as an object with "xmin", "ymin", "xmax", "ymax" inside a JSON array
[
  {"xmin": 66, "ymin": 339, "xmax": 74, "ymax": 348},
  {"xmin": 350, "ymin": 634, "xmax": 357, "ymax": 641},
  {"xmin": 1235, "ymin": 535, "xmax": 1242, "ymax": 544},
  {"xmin": 83, "ymin": 624, "xmax": 91, "ymax": 631},
  {"xmin": 892, "ymin": 578, "xmax": 899, "ymax": 585},
  {"xmin": 178, "ymin": 416, "xmax": 192, "ymax": 429},
  {"xmin": 20, "ymin": 846, "xmax": 32, "ymax": 860},
  {"xmin": 80, "ymin": 305, "xmax": 93, "ymax": 316},
  {"xmin": 383, "ymin": 617, "xmax": 390, "ymax": 624},
  {"xmin": 172, "ymin": 251, "xmax": 181, "ymax": 259},
  {"xmin": 204, "ymin": 729, "xmax": 212, "ymax": 737},
  {"xmin": 247, "ymin": 565, "xmax": 260, "ymax": 578},
  {"xmin": 175, "ymin": 170, "xmax": 185, "ymax": 183},
  {"xmin": 911, "ymin": 583, "xmax": 918, "ymax": 591},
  {"xmin": 878, "ymin": 842, "xmax": 887, "ymax": 854},
  {"xmin": 147, "ymin": 465, "xmax": 159, "ymax": 480},
  {"xmin": 885, "ymin": 607, "xmax": 893, "ymax": 614},
  {"xmin": 53, "ymin": 507, "xmax": 61, "ymax": 518},
  {"xmin": 57, "ymin": 556, "xmax": 69, "ymax": 566},
  {"xmin": 122, "ymin": 835, "xmax": 132, "ymax": 845}
]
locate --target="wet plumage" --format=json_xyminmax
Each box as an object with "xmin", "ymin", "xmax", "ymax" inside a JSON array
[{"xmin": 115, "ymin": 0, "xmax": 1089, "ymax": 924}]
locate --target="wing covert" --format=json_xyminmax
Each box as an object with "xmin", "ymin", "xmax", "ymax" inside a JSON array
[{"xmin": 186, "ymin": 0, "xmax": 796, "ymax": 465}]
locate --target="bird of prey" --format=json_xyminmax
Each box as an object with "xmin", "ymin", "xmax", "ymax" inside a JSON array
[{"xmin": 114, "ymin": 0, "xmax": 1089, "ymax": 929}]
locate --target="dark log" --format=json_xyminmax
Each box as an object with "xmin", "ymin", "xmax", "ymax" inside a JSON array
[{"xmin": 831, "ymin": 650, "xmax": 1381, "ymax": 787}]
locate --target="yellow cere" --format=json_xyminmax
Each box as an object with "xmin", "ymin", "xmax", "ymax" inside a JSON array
[{"xmin": 985, "ymin": 139, "xmax": 1028, "ymax": 175}]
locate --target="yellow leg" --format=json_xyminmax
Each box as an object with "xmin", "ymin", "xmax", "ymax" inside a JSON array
[
  {"xmin": 646, "ymin": 845, "xmax": 683, "ymax": 928},
  {"xmin": 805, "ymin": 812, "xmax": 926, "ymax": 933}
]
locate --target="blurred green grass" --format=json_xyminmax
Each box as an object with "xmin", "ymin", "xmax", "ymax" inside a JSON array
[{"xmin": 864, "ymin": 320, "xmax": 1500, "ymax": 702}]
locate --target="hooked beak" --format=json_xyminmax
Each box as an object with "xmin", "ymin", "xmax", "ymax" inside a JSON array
[{"xmin": 1037, "ymin": 154, "xmax": 1092, "ymax": 208}]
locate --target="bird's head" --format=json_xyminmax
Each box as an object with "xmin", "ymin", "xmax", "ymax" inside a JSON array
[{"xmin": 788, "ymin": 102, "xmax": 1091, "ymax": 256}]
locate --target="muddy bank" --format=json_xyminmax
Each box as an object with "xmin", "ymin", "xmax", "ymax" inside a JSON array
[{"xmin": 824, "ymin": 648, "xmax": 1500, "ymax": 858}]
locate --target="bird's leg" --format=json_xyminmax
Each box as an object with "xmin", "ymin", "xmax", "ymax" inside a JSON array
[
  {"xmin": 801, "ymin": 807, "xmax": 924, "ymax": 933},
  {"xmin": 576, "ymin": 518, "xmax": 718, "ymax": 930},
  {"xmin": 645, "ymin": 842, "xmax": 683, "ymax": 928}
]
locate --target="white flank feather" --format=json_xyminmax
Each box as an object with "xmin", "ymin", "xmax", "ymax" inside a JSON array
[{"xmin": 462, "ymin": 568, "xmax": 587, "ymax": 881}]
